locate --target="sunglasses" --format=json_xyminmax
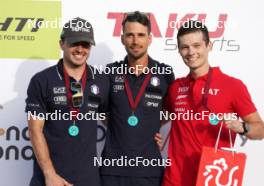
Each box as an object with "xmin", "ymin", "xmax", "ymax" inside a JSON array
[{"xmin": 71, "ymin": 82, "xmax": 83, "ymax": 108}]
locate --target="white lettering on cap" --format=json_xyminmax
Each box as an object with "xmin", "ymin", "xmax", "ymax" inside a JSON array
[{"xmin": 71, "ymin": 26, "xmax": 91, "ymax": 33}]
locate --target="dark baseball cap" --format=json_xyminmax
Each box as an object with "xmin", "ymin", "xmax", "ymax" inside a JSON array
[{"xmin": 60, "ymin": 17, "xmax": 95, "ymax": 45}]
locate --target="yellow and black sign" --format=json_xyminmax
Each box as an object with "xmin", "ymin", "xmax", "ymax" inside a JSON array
[{"xmin": 0, "ymin": 0, "xmax": 61, "ymax": 59}]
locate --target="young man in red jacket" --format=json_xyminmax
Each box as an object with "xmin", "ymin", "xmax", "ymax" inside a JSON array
[{"xmin": 162, "ymin": 20, "xmax": 264, "ymax": 186}]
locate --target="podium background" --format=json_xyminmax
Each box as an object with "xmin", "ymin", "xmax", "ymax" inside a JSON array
[{"xmin": 0, "ymin": 0, "xmax": 264, "ymax": 185}]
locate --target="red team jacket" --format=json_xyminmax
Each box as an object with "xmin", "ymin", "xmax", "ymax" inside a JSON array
[{"xmin": 162, "ymin": 67, "xmax": 256, "ymax": 186}]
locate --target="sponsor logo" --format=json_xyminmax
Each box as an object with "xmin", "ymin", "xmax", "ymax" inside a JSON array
[
  {"xmin": 146, "ymin": 101, "xmax": 159, "ymax": 108},
  {"xmin": 0, "ymin": 126, "xmax": 33, "ymax": 161},
  {"xmin": 174, "ymin": 101, "xmax": 187, "ymax": 105},
  {"xmin": 53, "ymin": 96, "xmax": 67, "ymax": 104},
  {"xmin": 176, "ymin": 94, "xmax": 188, "ymax": 100},
  {"xmin": 150, "ymin": 76, "xmax": 160, "ymax": 87},
  {"xmin": 174, "ymin": 107, "xmax": 185, "ymax": 112},
  {"xmin": 0, "ymin": 1, "xmax": 61, "ymax": 59},
  {"xmin": 145, "ymin": 93, "xmax": 162, "ymax": 100},
  {"xmin": 178, "ymin": 86, "xmax": 189, "ymax": 93},
  {"xmin": 88, "ymin": 103, "xmax": 99, "ymax": 108},
  {"xmin": 91, "ymin": 84, "xmax": 100, "ymax": 95},
  {"xmin": 201, "ymin": 88, "xmax": 220, "ymax": 96},
  {"xmin": 113, "ymin": 84, "xmax": 124, "ymax": 92},
  {"xmin": 53, "ymin": 87, "xmax": 66, "ymax": 94},
  {"xmin": 114, "ymin": 76, "xmax": 124, "ymax": 83},
  {"xmin": 108, "ymin": 12, "xmax": 227, "ymax": 38}
]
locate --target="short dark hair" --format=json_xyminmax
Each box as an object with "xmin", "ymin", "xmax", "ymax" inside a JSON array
[
  {"xmin": 177, "ymin": 20, "xmax": 210, "ymax": 46},
  {"xmin": 122, "ymin": 11, "xmax": 151, "ymax": 34}
]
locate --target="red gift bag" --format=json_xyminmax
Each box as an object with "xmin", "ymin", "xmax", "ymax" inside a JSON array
[{"xmin": 196, "ymin": 122, "xmax": 247, "ymax": 186}]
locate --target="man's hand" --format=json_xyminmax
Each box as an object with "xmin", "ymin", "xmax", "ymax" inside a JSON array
[
  {"xmin": 224, "ymin": 120, "xmax": 244, "ymax": 133},
  {"xmin": 45, "ymin": 172, "xmax": 73, "ymax": 186},
  {"xmin": 223, "ymin": 112, "xmax": 264, "ymax": 140},
  {"xmin": 154, "ymin": 133, "xmax": 163, "ymax": 150}
]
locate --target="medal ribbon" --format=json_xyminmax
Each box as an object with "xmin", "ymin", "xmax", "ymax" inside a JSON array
[
  {"xmin": 201, "ymin": 67, "xmax": 213, "ymax": 110},
  {"xmin": 63, "ymin": 65, "xmax": 87, "ymax": 121},
  {"xmin": 124, "ymin": 73, "xmax": 151, "ymax": 113}
]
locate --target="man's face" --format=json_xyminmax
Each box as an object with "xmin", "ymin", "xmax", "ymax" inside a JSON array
[
  {"xmin": 60, "ymin": 40, "xmax": 91, "ymax": 67},
  {"xmin": 178, "ymin": 31, "xmax": 212, "ymax": 70},
  {"xmin": 121, "ymin": 22, "xmax": 152, "ymax": 60}
]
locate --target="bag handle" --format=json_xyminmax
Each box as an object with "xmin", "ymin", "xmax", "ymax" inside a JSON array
[{"xmin": 214, "ymin": 121, "xmax": 234, "ymax": 156}]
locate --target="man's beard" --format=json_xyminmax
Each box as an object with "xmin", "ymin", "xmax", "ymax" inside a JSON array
[{"xmin": 127, "ymin": 50, "xmax": 147, "ymax": 60}]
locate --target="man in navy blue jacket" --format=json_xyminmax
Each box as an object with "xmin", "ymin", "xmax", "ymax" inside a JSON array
[{"xmin": 26, "ymin": 17, "xmax": 109, "ymax": 186}]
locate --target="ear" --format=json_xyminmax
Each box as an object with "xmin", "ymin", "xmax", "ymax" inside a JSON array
[
  {"xmin": 59, "ymin": 40, "xmax": 64, "ymax": 50},
  {"xmin": 208, "ymin": 41, "xmax": 213, "ymax": 51},
  {"xmin": 121, "ymin": 34, "xmax": 125, "ymax": 45},
  {"xmin": 148, "ymin": 34, "xmax": 152, "ymax": 46},
  {"xmin": 177, "ymin": 42, "xmax": 181, "ymax": 54}
]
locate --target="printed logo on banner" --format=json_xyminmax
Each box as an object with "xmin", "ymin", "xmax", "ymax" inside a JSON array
[
  {"xmin": 0, "ymin": 1, "xmax": 61, "ymax": 59},
  {"xmin": 0, "ymin": 126, "xmax": 33, "ymax": 161},
  {"xmin": 0, "ymin": 125, "xmax": 107, "ymax": 160},
  {"xmin": 107, "ymin": 12, "xmax": 240, "ymax": 52},
  {"xmin": 107, "ymin": 12, "xmax": 227, "ymax": 38}
]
